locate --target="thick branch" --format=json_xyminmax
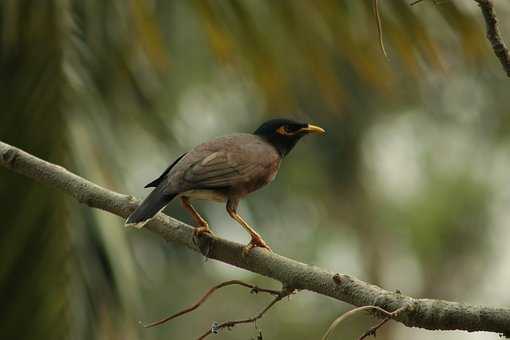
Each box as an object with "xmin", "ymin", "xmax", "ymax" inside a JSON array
[
  {"xmin": 1, "ymin": 140, "xmax": 510, "ymax": 337},
  {"xmin": 475, "ymin": 0, "xmax": 510, "ymax": 77}
]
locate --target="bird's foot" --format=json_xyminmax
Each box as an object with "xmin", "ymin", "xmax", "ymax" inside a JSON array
[
  {"xmin": 192, "ymin": 225, "xmax": 215, "ymax": 257},
  {"xmin": 242, "ymin": 236, "xmax": 272, "ymax": 256},
  {"xmin": 193, "ymin": 225, "xmax": 215, "ymax": 237}
]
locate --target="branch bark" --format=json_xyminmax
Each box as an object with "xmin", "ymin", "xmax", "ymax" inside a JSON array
[
  {"xmin": 1, "ymin": 140, "xmax": 510, "ymax": 337},
  {"xmin": 412, "ymin": 0, "xmax": 510, "ymax": 77},
  {"xmin": 475, "ymin": 0, "xmax": 510, "ymax": 77}
]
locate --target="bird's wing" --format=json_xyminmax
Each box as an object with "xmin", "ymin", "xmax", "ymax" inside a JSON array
[
  {"xmin": 144, "ymin": 153, "xmax": 187, "ymax": 188},
  {"xmin": 182, "ymin": 151, "xmax": 261, "ymax": 188}
]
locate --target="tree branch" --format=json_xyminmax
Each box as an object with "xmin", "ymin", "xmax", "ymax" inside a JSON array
[
  {"xmin": 373, "ymin": 0, "xmax": 388, "ymax": 59},
  {"xmin": 358, "ymin": 305, "xmax": 408, "ymax": 340},
  {"xmin": 474, "ymin": 0, "xmax": 510, "ymax": 77},
  {"xmin": 411, "ymin": 0, "xmax": 510, "ymax": 77},
  {"xmin": 321, "ymin": 305, "xmax": 407, "ymax": 340},
  {"xmin": 1, "ymin": 140, "xmax": 510, "ymax": 337},
  {"xmin": 196, "ymin": 286, "xmax": 292, "ymax": 340},
  {"xmin": 142, "ymin": 280, "xmax": 282, "ymax": 328}
]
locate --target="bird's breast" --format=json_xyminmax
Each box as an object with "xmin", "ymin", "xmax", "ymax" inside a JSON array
[{"xmin": 232, "ymin": 158, "xmax": 281, "ymax": 198}]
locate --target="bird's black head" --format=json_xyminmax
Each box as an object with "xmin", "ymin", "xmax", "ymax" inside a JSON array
[{"xmin": 254, "ymin": 118, "xmax": 325, "ymax": 157}]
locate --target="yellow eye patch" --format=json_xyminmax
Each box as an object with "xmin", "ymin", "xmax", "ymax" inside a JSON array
[
  {"xmin": 276, "ymin": 124, "xmax": 325, "ymax": 136},
  {"xmin": 276, "ymin": 126, "xmax": 295, "ymax": 136}
]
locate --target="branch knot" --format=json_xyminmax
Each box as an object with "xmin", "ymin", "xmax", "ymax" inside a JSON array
[{"xmin": 1, "ymin": 147, "xmax": 17, "ymax": 166}]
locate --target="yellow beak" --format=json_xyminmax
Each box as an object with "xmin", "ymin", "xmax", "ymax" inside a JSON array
[{"xmin": 301, "ymin": 124, "xmax": 326, "ymax": 135}]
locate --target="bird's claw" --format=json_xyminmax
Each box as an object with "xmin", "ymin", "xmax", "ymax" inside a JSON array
[
  {"xmin": 193, "ymin": 225, "xmax": 215, "ymax": 238},
  {"xmin": 242, "ymin": 237, "xmax": 272, "ymax": 256},
  {"xmin": 192, "ymin": 225, "xmax": 215, "ymax": 257}
]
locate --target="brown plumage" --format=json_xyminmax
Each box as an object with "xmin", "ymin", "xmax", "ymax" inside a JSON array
[{"xmin": 126, "ymin": 118, "xmax": 325, "ymax": 253}]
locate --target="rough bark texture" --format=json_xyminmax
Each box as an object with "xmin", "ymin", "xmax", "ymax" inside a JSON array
[
  {"xmin": 475, "ymin": 0, "xmax": 510, "ymax": 77},
  {"xmin": 1, "ymin": 140, "xmax": 509, "ymax": 337}
]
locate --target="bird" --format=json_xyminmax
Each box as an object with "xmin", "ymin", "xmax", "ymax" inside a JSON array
[{"xmin": 125, "ymin": 118, "xmax": 325, "ymax": 253}]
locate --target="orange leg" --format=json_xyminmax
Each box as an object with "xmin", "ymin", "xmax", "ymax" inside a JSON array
[
  {"xmin": 181, "ymin": 197, "xmax": 214, "ymax": 236},
  {"xmin": 226, "ymin": 199, "xmax": 272, "ymax": 255}
]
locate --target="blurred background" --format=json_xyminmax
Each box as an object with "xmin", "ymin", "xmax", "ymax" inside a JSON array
[{"xmin": 1, "ymin": 1, "xmax": 510, "ymax": 339}]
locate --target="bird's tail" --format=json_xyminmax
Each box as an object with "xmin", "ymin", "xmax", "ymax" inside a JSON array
[{"xmin": 125, "ymin": 186, "xmax": 177, "ymax": 229}]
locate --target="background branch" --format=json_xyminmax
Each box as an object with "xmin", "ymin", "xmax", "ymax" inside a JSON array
[
  {"xmin": 1, "ymin": 140, "xmax": 510, "ymax": 337},
  {"xmin": 358, "ymin": 306, "xmax": 408, "ymax": 340},
  {"xmin": 373, "ymin": 0, "xmax": 388, "ymax": 58},
  {"xmin": 475, "ymin": 0, "xmax": 510, "ymax": 76},
  {"xmin": 411, "ymin": 0, "xmax": 510, "ymax": 76},
  {"xmin": 196, "ymin": 287, "xmax": 292, "ymax": 340},
  {"xmin": 143, "ymin": 280, "xmax": 282, "ymax": 328},
  {"xmin": 321, "ymin": 305, "xmax": 405, "ymax": 340}
]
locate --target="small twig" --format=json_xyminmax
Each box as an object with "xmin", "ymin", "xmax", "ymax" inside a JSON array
[
  {"xmin": 410, "ymin": 0, "xmax": 426, "ymax": 6},
  {"xmin": 475, "ymin": 0, "xmax": 510, "ymax": 77},
  {"xmin": 410, "ymin": 0, "xmax": 442, "ymax": 6},
  {"xmin": 321, "ymin": 305, "xmax": 406, "ymax": 340},
  {"xmin": 196, "ymin": 287, "xmax": 293, "ymax": 340},
  {"xmin": 142, "ymin": 280, "xmax": 281, "ymax": 328},
  {"xmin": 359, "ymin": 318, "xmax": 391, "ymax": 340},
  {"xmin": 358, "ymin": 305, "xmax": 408, "ymax": 340},
  {"xmin": 373, "ymin": 0, "xmax": 388, "ymax": 59}
]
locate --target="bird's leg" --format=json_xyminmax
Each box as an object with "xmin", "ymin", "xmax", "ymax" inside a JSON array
[
  {"xmin": 226, "ymin": 199, "xmax": 272, "ymax": 255},
  {"xmin": 181, "ymin": 197, "xmax": 214, "ymax": 236}
]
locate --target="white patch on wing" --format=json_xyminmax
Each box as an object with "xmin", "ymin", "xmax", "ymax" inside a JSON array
[{"xmin": 201, "ymin": 152, "xmax": 224, "ymax": 166}]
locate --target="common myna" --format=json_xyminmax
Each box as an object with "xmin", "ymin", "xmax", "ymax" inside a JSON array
[{"xmin": 126, "ymin": 118, "xmax": 325, "ymax": 253}]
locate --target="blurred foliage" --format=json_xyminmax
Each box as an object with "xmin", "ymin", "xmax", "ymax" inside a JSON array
[
  {"xmin": 0, "ymin": 1, "xmax": 68, "ymax": 339},
  {"xmin": 1, "ymin": 0, "xmax": 510, "ymax": 339}
]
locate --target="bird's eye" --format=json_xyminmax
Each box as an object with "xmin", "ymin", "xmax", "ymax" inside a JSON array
[{"xmin": 276, "ymin": 125, "xmax": 295, "ymax": 135}]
